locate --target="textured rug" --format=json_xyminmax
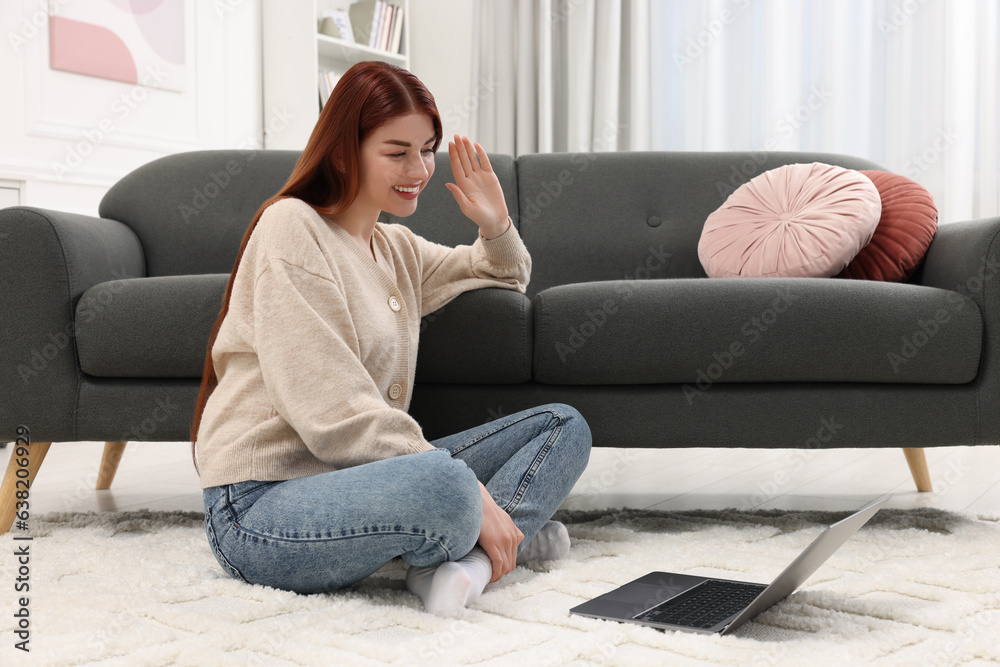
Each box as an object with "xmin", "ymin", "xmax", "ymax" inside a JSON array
[{"xmin": 2, "ymin": 506, "xmax": 999, "ymax": 667}]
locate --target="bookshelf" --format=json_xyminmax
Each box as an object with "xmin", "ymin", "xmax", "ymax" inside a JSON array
[{"xmin": 262, "ymin": 0, "xmax": 410, "ymax": 150}]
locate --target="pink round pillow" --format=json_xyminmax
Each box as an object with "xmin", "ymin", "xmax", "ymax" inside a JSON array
[
  {"xmin": 698, "ymin": 162, "xmax": 882, "ymax": 278},
  {"xmin": 835, "ymin": 170, "xmax": 937, "ymax": 282}
]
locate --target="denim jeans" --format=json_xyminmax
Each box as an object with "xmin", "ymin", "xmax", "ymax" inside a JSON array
[{"xmin": 203, "ymin": 403, "xmax": 592, "ymax": 594}]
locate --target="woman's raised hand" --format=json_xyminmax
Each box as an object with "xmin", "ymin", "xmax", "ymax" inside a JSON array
[{"xmin": 444, "ymin": 134, "xmax": 510, "ymax": 239}]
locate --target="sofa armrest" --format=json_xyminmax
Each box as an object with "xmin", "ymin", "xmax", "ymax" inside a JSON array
[
  {"xmin": 917, "ymin": 217, "xmax": 1000, "ymax": 301},
  {"xmin": 0, "ymin": 207, "xmax": 145, "ymax": 441},
  {"xmin": 915, "ymin": 216, "xmax": 1000, "ymax": 443},
  {"xmin": 416, "ymin": 287, "xmax": 533, "ymax": 384}
]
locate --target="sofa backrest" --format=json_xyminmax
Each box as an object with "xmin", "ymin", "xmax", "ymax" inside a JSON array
[
  {"xmin": 514, "ymin": 151, "xmax": 885, "ymax": 298},
  {"xmin": 101, "ymin": 148, "xmax": 884, "ymax": 292},
  {"xmin": 100, "ymin": 150, "xmax": 300, "ymax": 277},
  {"xmin": 101, "ymin": 150, "xmax": 516, "ymax": 279}
]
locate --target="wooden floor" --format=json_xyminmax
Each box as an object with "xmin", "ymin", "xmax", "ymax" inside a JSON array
[{"xmin": 5, "ymin": 441, "xmax": 1000, "ymax": 516}]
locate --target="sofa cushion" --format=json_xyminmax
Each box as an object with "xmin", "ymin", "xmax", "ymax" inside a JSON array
[
  {"xmin": 698, "ymin": 162, "xmax": 882, "ymax": 278},
  {"xmin": 76, "ymin": 277, "xmax": 532, "ymax": 383},
  {"xmin": 76, "ymin": 275, "xmax": 229, "ymax": 378},
  {"xmin": 836, "ymin": 170, "xmax": 938, "ymax": 282},
  {"xmin": 415, "ymin": 287, "xmax": 532, "ymax": 384},
  {"xmin": 532, "ymin": 278, "xmax": 982, "ymax": 386}
]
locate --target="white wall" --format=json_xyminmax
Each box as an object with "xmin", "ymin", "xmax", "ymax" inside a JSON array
[
  {"xmin": 0, "ymin": 0, "xmax": 262, "ymax": 217},
  {"xmin": 0, "ymin": 185, "xmax": 20, "ymax": 208}
]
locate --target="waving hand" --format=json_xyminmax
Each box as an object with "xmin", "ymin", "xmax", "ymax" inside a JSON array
[{"xmin": 444, "ymin": 134, "xmax": 510, "ymax": 239}]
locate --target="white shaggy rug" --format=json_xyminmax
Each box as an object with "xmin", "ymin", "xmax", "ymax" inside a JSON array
[{"xmin": 2, "ymin": 506, "xmax": 999, "ymax": 667}]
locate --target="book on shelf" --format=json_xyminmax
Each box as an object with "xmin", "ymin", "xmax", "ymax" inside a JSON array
[
  {"xmin": 380, "ymin": 4, "xmax": 392, "ymax": 51},
  {"xmin": 348, "ymin": 0, "xmax": 405, "ymax": 54},
  {"xmin": 318, "ymin": 68, "xmax": 339, "ymax": 109},
  {"xmin": 390, "ymin": 3, "xmax": 404, "ymax": 53}
]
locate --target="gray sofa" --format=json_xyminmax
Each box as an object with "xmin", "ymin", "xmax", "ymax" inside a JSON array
[{"xmin": 3, "ymin": 149, "xmax": 998, "ymax": 532}]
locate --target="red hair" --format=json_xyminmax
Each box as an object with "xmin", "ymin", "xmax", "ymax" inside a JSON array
[{"xmin": 190, "ymin": 61, "xmax": 442, "ymax": 471}]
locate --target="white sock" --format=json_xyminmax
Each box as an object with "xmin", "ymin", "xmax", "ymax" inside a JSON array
[
  {"xmin": 405, "ymin": 547, "xmax": 492, "ymax": 618},
  {"xmin": 516, "ymin": 520, "xmax": 571, "ymax": 564}
]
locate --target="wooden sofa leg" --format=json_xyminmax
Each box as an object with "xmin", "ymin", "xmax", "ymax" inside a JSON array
[
  {"xmin": 902, "ymin": 448, "xmax": 933, "ymax": 492},
  {"xmin": 96, "ymin": 441, "xmax": 128, "ymax": 490},
  {"xmin": 1, "ymin": 440, "xmax": 52, "ymax": 535}
]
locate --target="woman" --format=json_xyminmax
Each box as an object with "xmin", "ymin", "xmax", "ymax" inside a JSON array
[{"xmin": 191, "ymin": 61, "xmax": 592, "ymax": 618}]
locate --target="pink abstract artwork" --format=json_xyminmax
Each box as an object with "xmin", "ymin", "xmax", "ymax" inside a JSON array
[
  {"xmin": 50, "ymin": 17, "xmax": 139, "ymax": 84},
  {"xmin": 49, "ymin": 0, "xmax": 186, "ymax": 92}
]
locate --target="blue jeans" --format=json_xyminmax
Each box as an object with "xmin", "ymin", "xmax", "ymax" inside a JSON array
[{"xmin": 202, "ymin": 403, "xmax": 592, "ymax": 594}]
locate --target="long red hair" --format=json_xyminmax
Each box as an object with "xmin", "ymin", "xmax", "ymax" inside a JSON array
[{"xmin": 190, "ymin": 61, "xmax": 443, "ymax": 471}]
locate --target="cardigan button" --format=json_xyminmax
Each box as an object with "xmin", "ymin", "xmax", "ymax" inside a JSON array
[
  {"xmin": 388, "ymin": 383, "xmax": 402, "ymax": 400},
  {"xmin": 388, "ymin": 296, "xmax": 401, "ymax": 312}
]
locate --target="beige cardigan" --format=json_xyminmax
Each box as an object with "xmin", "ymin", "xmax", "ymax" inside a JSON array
[{"xmin": 195, "ymin": 197, "xmax": 531, "ymax": 488}]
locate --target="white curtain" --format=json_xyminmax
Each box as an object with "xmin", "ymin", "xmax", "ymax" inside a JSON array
[
  {"xmin": 474, "ymin": 0, "xmax": 999, "ymax": 223},
  {"xmin": 472, "ymin": 0, "xmax": 653, "ymax": 155}
]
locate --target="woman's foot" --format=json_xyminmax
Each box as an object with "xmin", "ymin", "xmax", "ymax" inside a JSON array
[
  {"xmin": 516, "ymin": 520, "xmax": 571, "ymax": 564},
  {"xmin": 405, "ymin": 547, "xmax": 492, "ymax": 618}
]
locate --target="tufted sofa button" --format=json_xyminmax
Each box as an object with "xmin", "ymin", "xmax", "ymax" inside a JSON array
[
  {"xmin": 388, "ymin": 383, "xmax": 402, "ymax": 400},
  {"xmin": 388, "ymin": 296, "xmax": 401, "ymax": 312},
  {"xmin": 647, "ymin": 216, "xmax": 661, "ymax": 227}
]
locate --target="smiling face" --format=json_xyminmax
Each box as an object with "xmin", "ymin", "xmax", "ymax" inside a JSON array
[{"xmin": 356, "ymin": 112, "xmax": 437, "ymax": 219}]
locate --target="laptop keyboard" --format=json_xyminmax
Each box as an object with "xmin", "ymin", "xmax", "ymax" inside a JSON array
[{"xmin": 633, "ymin": 580, "xmax": 768, "ymax": 629}]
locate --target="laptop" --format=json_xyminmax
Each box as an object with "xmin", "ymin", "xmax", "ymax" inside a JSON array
[{"xmin": 569, "ymin": 494, "xmax": 891, "ymax": 635}]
